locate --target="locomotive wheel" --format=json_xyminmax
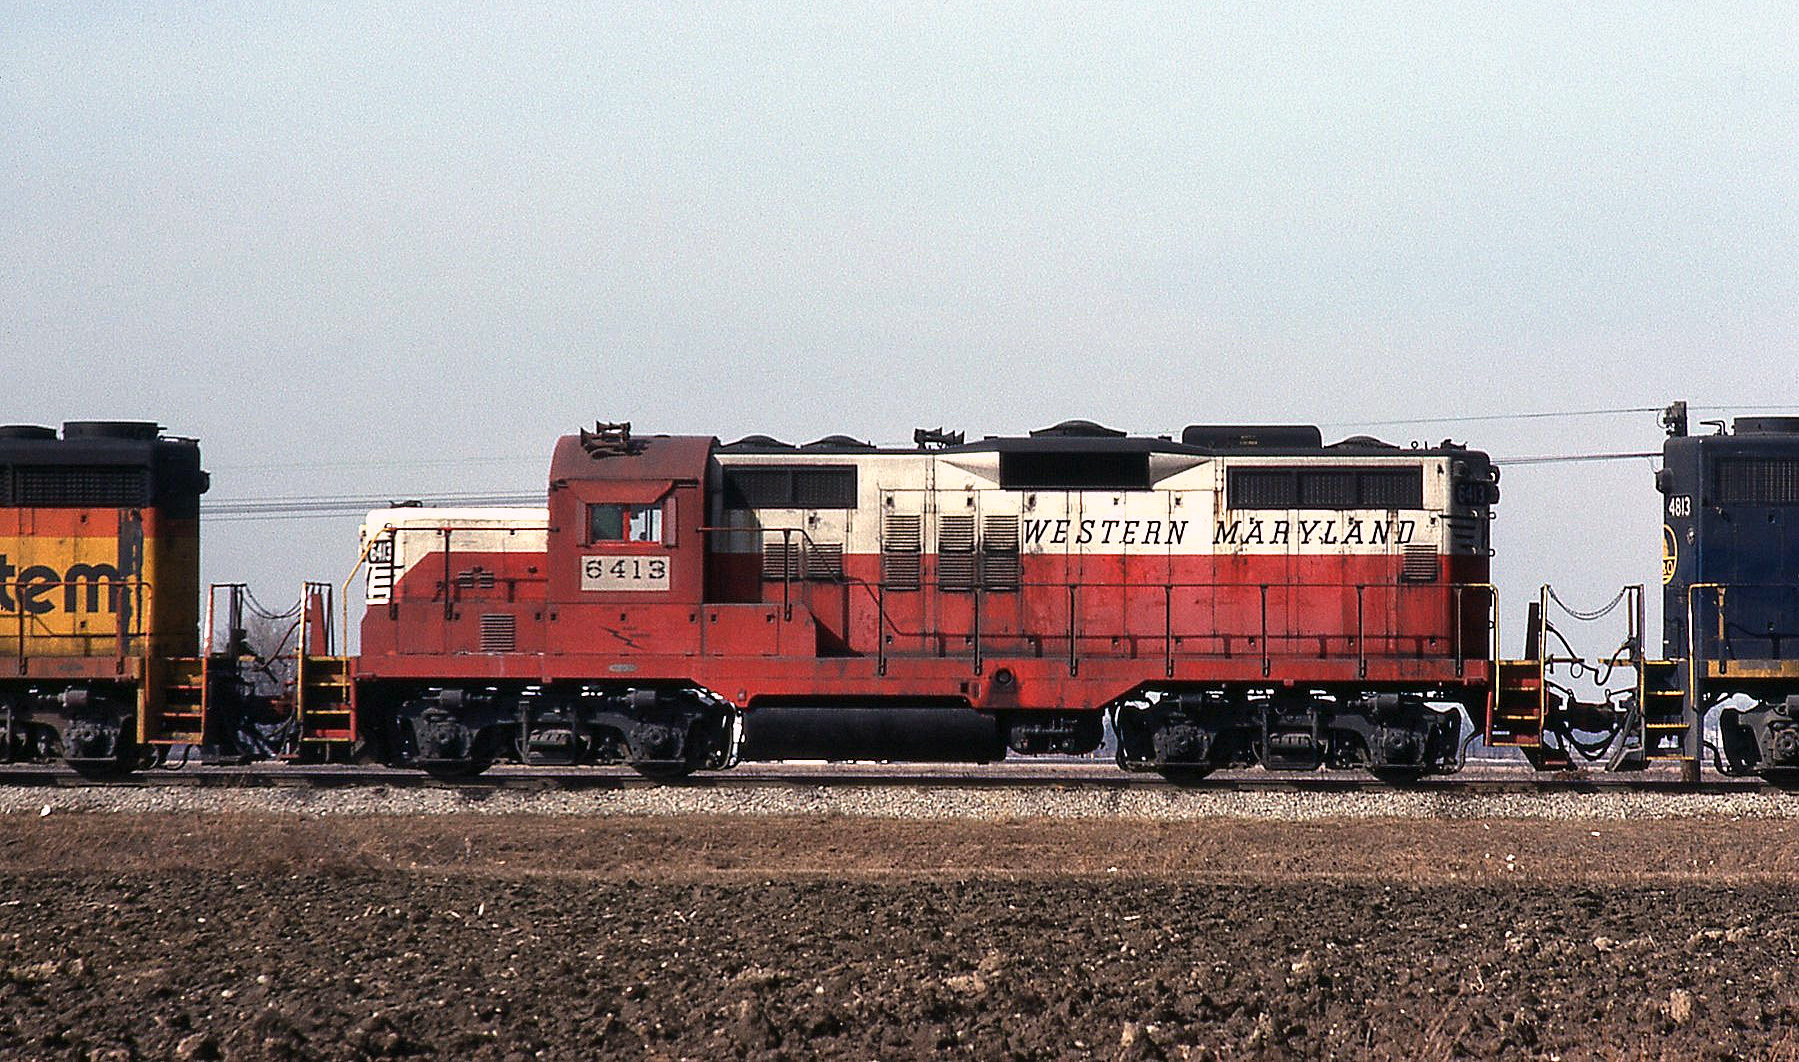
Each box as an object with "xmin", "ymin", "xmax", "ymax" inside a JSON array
[
  {"xmin": 1155, "ymin": 766, "xmax": 1215, "ymax": 786},
  {"xmin": 631, "ymin": 762, "xmax": 697, "ymax": 782}
]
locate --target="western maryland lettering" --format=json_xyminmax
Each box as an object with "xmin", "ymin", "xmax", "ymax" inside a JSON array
[
  {"xmin": 1022, "ymin": 518, "xmax": 1189, "ymax": 547},
  {"xmin": 1020, "ymin": 516, "xmax": 1417, "ymax": 550},
  {"xmin": 1213, "ymin": 516, "xmax": 1416, "ymax": 547}
]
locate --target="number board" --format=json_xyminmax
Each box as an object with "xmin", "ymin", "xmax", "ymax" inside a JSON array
[{"xmin": 582, "ymin": 555, "xmax": 671, "ymax": 591}]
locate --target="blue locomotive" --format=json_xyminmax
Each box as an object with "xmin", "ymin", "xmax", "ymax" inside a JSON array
[{"xmin": 1658, "ymin": 403, "xmax": 1799, "ymax": 776}]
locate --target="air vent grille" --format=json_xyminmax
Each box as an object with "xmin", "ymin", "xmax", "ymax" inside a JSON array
[
  {"xmin": 13, "ymin": 465, "xmax": 149, "ymax": 507},
  {"xmin": 762, "ymin": 540, "xmax": 800, "ymax": 580},
  {"xmin": 982, "ymin": 515, "xmax": 1020, "ymax": 552},
  {"xmin": 1446, "ymin": 516, "xmax": 1480, "ymax": 553},
  {"xmin": 1401, "ymin": 545, "xmax": 1439, "ymax": 583},
  {"xmin": 805, "ymin": 543, "xmax": 844, "ymax": 580},
  {"xmin": 937, "ymin": 515, "xmax": 977, "ymax": 591},
  {"xmin": 982, "ymin": 553, "xmax": 1021, "ymax": 591},
  {"xmin": 479, "ymin": 614, "xmax": 517, "ymax": 653},
  {"xmin": 938, "ymin": 554, "xmax": 976, "ymax": 592},
  {"xmin": 939, "ymin": 515, "xmax": 976, "ymax": 553},
  {"xmin": 982, "ymin": 515, "xmax": 1021, "ymax": 590},
  {"xmin": 1716, "ymin": 458, "xmax": 1799, "ymax": 504},
  {"xmin": 454, "ymin": 567, "xmax": 496, "ymax": 589},
  {"xmin": 882, "ymin": 514, "xmax": 922, "ymax": 590},
  {"xmin": 883, "ymin": 514, "xmax": 922, "ymax": 552},
  {"xmin": 882, "ymin": 553, "xmax": 921, "ymax": 589}
]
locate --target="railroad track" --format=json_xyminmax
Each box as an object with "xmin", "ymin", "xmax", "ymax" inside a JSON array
[{"xmin": 0, "ymin": 763, "xmax": 1775, "ymax": 795}]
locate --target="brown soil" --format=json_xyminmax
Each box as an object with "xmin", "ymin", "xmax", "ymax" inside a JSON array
[{"xmin": 3, "ymin": 815, "xmax": 1798, "ymax": 1060}]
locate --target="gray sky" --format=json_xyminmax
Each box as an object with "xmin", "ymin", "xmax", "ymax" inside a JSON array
[{"xmin": 4, "ymin": 3, "xmax": 1796, "ymax": 653}]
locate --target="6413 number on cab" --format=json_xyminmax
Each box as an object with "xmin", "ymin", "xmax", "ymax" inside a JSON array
[{"xmin": 581, "ymin": 555, "xmax": 670, "ymax": 591}]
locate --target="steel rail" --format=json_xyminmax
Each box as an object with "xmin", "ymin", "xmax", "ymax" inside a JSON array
[{"xmin": 0, "ymin": 765, "xmax": 1772, "ymax": 795}]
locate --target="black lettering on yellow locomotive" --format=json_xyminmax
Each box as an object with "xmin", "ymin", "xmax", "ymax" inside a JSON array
[{"xmin": 0, "ymin": 555, "xmax": 126, "ymax": 616}]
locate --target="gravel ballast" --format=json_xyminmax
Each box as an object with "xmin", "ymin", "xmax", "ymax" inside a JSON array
[{"xmin": 3, "ymin": 779, "xmax": 1797, "ymax": 820}]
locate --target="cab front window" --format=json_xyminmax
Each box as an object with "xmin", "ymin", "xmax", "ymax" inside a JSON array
[{"xmin": 588, "ymin": 503, "xmax": 662, "ymax": 543}]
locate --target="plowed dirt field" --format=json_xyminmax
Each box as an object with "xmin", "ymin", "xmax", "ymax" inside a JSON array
[{"xmin": 3, "ymin": 815, "xmax": 1797, "ymax": 1060}]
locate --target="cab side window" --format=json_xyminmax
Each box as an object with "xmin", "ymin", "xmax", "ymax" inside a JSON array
[{"xmin": 588, "ymin": 503, "xmax": 662, "ymax": 543}]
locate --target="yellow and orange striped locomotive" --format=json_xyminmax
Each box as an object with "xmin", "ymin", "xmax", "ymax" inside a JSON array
[{"xmin": 0, "ymin": 422, "xmax": 206, "ymax": 767}]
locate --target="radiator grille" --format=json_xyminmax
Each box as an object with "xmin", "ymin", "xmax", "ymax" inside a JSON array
[
  {"xmin": 479, "ymin": 614, "xmax": 517, "ymax": 653},
  {"xmin": 1228, "ymin": 466, "xmax": 1423, "ymax": 510},
  {"xmin": 13, "ymin": 465, "xmax": 149, "ymax": 507},
  {"xmin": 1716, "ymin": 458, "xmax": 1799, "ymax": 504}
]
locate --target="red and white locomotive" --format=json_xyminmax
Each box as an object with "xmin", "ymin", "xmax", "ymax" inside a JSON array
[{"xmin": 356, "ymin": 420, "xmax": 1500, "ymax": 779}]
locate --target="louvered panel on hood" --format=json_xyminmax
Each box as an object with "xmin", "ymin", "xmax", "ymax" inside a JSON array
[
  {"xmin": 939, "ymin": 515, "xmax": 975, "ymax": 552},
  {"xmin": 982, "ymin": 514, "xmax": 1020, "ymax": 590},
  {"xmin": 805, "ymin": 542, "xmax": 844, "ymax": 580},
  {"xmin": 882, "ymin": 514, "xmax": 922, "ymax": 590},
  {"xmin": 938, "ymin": 515, "xmax": 976, "ymax": 591},
  {"xmin": 1401, "ymin": 544, "xmax": 1439, "ymax": 583},
  {"xmin": 762, "ymin": 539, "xmax": 800, "ymax": 580},
  {"xmin": 982, "ymin": 515, "xmax": 1019, "ymax": 552},
  {"xmin": 981, "ymin": 553, "xmax": 1020, "ymax": 591},
  {"xmin": 479, "ymin": 614, "xmax": 517, "ymax": 653}
]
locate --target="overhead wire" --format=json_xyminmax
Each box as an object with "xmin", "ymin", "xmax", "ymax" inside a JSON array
[
  {"xmin": 203, "ymin": 492, "xmax": 542, "ymax": 521},
  {"xmin": 196, "ymin": 402, "xmax": 1796, "ymax": 519},
  {"xmin": 194, "ymin": 452, "xmax": 1658, "ymax": 519},
  {"xmin": 1321, "ymin": 405, "xmax": 1663, "ymax": 428},
  {"xmin": 1322, "ymin": 402, "xmax": 1799, "ymax": 429},
  {"xmin": 196, "ymin": 448, "xmax": 1655, "ymax": 520}
]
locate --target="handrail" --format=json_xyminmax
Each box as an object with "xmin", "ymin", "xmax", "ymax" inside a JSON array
[
  {"xmin": 339, "ymin": 523, "xmax": 395, "ymax": 652},
  {"xmin": 1683, "ymin": 580, "xmax": 1799, "ymax": 660},
  {"xmin": 5, "ymin": 576, "xmax": 155, "ymax": 665},
  {"xmin": 339, "ymin": 547, "xmax": 1496, "ymax": 675},
  {"xmin": 700, "ymin": 524, "xmax": 847, "ymax": 623},
  {"xmin": 1686, "ymin": 582, "xmax": 1725, "ymax": 770},
  {"xmin": 339, "ymin": 522, "xmax": 558, "ymax": 641},
  {"xmin": 839, "ymin": 577, "xmax": 1495, "ymax": 674}
]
